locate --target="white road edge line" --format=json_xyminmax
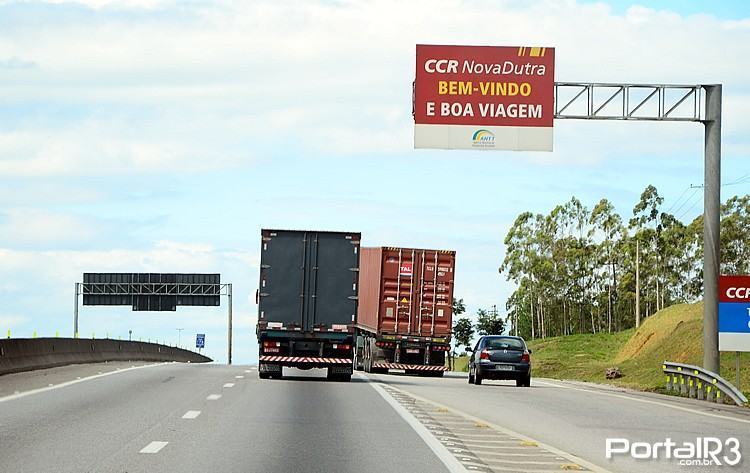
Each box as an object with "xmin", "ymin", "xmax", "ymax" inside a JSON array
[
  {"xmin": 0, "ymin": 362, "xmax": 172, "ymax": 403},
  {"xmin": 378, "ymin": 380, "xmax": 613, "ymax": 473},
  {"xmin": 182, "ymin": 410, "xmax": 201, "ymax": 419},
  {"xmin": 536, "ymin": 379, "xmax": 750, "ymax": 425},
  {"xmin": 206, "ymin": 394, "xmax": 222, "ymax": 400},
  {"xmin": 368, "ymin": 381, "xmax": 469, "ymax": 473},
  {"xmin": 223, "ymin": 383, "xmax": 235, "ymax": 388},
  {"xmin": 139, "ymin": 441, "xmax": 168, "ymax": 454}
]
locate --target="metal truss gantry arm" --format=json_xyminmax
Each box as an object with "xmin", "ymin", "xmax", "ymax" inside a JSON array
[{"xmin": 554, "ymin": 82, "xmax": 703, "ymax": 122}]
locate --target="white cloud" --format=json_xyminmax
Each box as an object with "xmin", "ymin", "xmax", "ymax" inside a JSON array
[{"xmin": 0, "ymin": 208, "xmax": 104, "ymax": 246}]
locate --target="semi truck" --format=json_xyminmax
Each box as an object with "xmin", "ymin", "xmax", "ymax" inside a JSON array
[
  {"xmin": 256, "ymin": 229, "xmax": 360, "ymax": 382},
  {"xmin": 355, "ymin": 246, "xmax": 455, "ymax": 376}
]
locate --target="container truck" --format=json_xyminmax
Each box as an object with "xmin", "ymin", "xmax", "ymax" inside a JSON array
[
  {"xmin": 256, "ymin": 229, "xmax": 360, "ymax": 381},
  {"xmin": 355, "ymin": 246, "xmax": 455, "ymax": 376}
]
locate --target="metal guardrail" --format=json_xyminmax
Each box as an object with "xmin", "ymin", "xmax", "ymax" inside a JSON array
[{"xmin": 663, "ymin": 361, "xmax": 748, "ymax": 406}]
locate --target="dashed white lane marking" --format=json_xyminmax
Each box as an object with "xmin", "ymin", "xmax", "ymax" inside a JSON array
[
  {"xmin": 182, "ymin": 410, "xmax": 201, "ymax": 419},
  {"xmin": 223, "ymin": 383, "xmax": 235, "ymax": 388},
  {"xmin": 369, "ymin": 382, "xmax": 468, "ymax": 473},
  {"xmin": 244, "ymin": 370, "xmax": 252, "ymax": 373},
  {"xmin": 235, "ymin": 375, "xmax": 244, "ymax": 379},
  {"xmin": 0, "ymin": 363, "xmax": 170, "ymax": 403},
  {"xmin": 536, "ymin": 379, "xmax": 750, "ymax": 426},
  {"xmin": 139, "ymin": 441, "xmax": 168, "ymax": 454},
  {"xmin": 206, "ymin": 394, "xmax": 222, "ymax": 400}
]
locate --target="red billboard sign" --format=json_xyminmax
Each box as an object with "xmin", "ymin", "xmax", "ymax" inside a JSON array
[
  {"xmin": 720, "ymin": 275, "xmax": 750, "ymax": 303},
  {"xmin": 414, "ymin": 44, "xmax": 555, "ymax": 151}
]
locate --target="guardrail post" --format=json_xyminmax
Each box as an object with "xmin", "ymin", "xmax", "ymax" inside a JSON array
[
  {"xmin": 688, "ymin": 378, "xmax": 696, "ymax": 398},
  {"xmin": 697, "ymin": 381, "xmax": 705, "ymax": 400}
]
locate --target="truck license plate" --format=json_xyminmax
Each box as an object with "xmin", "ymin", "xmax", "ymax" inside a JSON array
[{"xmin": 406, "ymin": 348, "xmax": 420, "ymax": 354}]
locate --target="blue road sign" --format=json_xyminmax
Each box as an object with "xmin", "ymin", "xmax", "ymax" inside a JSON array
[
  {"xmin": 719, "ymin": 275, "xmax": 750, "ymax": 352},
  {"xmin": 196, "ymin": 333, "xmax": 205, "ymax": 349}
]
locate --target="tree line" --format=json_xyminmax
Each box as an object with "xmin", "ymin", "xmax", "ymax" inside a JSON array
[
  {"xmin": 498, "ymin": 186, "xmax": 750, "ymax": 340},
  {"xmin": 451, "ymin": 299, "xmax": 505, "ymax": 355}
]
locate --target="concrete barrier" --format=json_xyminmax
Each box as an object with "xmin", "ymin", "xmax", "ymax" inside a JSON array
[{"xmin": 0, "ymin": 338, "xmax": 212, "ymax": 376}]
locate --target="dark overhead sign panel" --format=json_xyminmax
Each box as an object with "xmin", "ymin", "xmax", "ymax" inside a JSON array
[{"xmin": 82, "ymin": 273, "xmax": 221, "ymax": 311}]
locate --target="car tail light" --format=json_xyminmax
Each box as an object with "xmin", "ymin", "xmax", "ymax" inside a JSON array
[
  {"xmin": 521, "ymin": 352, "xmax": 530, "ymax": 362},
  {"xmin": 480, "ymin": 349, "xmax": 490, "ymax": 360},
  {"xmin": 332, "ymin": 344, "xmax": 351, "ymax": 350}
]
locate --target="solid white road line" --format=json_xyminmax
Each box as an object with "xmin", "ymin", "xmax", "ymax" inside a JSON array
[
  {"xmin": 535, "ymin": 379, "xmax": 750, "ymax": 425},
  {"xmin": 139, "ymin": 441, "xmax": 168, "ymax": 454},
  {"xmin": 369, "ymin": 382, "xmax": 469, "ymax": 473},
  {"xmin": 223, "ymin": 383, "xmax": 235, "ymax": 388},
  {"xmin": 379, "ymin": 381, "xmax": 613, "ymax": 473},
  {"xmin": 206, "ymin": 394, "xmax": 222, "ymax": 400},
  {"xmin": 0, "ymin": 363, "xmax": 170, "ymax": 403},
  {"xmin": 182, "ymin": 410, "xmax": 201, "ymax": 419}
]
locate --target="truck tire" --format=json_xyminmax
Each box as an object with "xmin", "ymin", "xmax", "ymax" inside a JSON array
[{"xmin": 259, "ymin": 372, "xmax": 271, "ymax": 380}]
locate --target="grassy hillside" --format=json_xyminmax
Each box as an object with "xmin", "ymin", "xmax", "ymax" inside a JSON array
[{"xmin": 526, "ymin": 302, "xmax": 750, "ymax": 396}]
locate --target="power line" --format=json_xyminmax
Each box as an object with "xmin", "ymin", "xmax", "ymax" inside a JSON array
[
  {"xmin": 672, "ymin": 187, "xmax": 700, "ymax": 217},
  {"xmin": 676, "ymin": 191, "xmax": 703, "ymax": 220},
  {"xmin": 665, "ymin": 186, "xmax": 693, "ymax": 214}
]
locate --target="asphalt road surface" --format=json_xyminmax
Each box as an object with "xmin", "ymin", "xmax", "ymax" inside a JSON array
[{"xmin": 1, "ymin": 364, "xmax": 749, "ymax": 473}]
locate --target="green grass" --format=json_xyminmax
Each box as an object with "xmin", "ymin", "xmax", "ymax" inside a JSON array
[
  {"xmin": 450, "ymin": 355, "xmax": 470, "ymax": 372},
  {"xmin": 526, "ymin": 302, "xmax": 750, "ymax": 398}
]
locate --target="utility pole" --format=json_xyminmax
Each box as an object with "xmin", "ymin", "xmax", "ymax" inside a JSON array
[
  {"xmin": 635, "ymin": 239, "xmax": 640, "ymax": 329},
  {"xmin": 176, "ymin": 328, "xmax": 184, "ymax": 347}
]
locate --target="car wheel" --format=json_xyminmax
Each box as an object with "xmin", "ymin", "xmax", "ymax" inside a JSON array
[
  {"xmin": 468, "ymin": 367, "xmax": 475, "ymax": 384},
  {"xmin": 474, "ymin": 371, "xmax": 483, "ymax": 385}
]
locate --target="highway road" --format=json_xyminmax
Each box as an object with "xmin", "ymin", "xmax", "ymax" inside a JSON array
[{"xmin": 1, "ymin": 364, "xmax": 749, "ymax": 473}]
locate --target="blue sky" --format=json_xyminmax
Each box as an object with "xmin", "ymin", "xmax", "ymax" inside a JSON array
[{"xmin": 1, "ymin": 0, "xmax": 749, "ymax": 364}]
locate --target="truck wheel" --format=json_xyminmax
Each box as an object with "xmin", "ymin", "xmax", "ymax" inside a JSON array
[{"xmin": 259, "ymin": 372, "xmax": 270, "ymax": 379}]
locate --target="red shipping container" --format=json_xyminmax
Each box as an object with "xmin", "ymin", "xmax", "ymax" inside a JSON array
[{"xmin": 358, "ymin": 247, "xmax": 456, "ymax": 340}]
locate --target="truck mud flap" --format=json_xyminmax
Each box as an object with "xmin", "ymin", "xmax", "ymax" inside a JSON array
[
  {"xmin": 259, "ymin": 355, "xmax": 352, "ymax": 367},
  {"xmin": 372, "ymin": 363, "xmax": 448, "ymax": 372}
]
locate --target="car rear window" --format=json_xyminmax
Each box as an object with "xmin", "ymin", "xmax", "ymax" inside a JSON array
[{"xmin": 484, "ymin": 337, "xmax": 525, "ymax": 350}]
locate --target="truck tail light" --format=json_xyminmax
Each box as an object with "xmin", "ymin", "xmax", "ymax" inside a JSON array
[
  {"xmin": 480, "ymin": 349, "xmax": 490, "ymax": 360},
  {"xmin": 375, "ymin": 341, "xmax": 395, "ymax": 348},
  {"xmin": 263, "ymin": 341, "xmax": 280, "ymax": 347},
  {"xmin": 521, "ymin": 352, "xmax": 530, "ymax": 362},
  {"xmin": 332, "ymin": 344, "xmax": 351, "ymax": 350}
]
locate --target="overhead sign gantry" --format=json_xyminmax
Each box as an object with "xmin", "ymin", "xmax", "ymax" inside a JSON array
[
  {"xmin": 413, "ymin": 44, "xmax": 723, "ymax": 374},
  {"xmin": 74, "ymin": 273, "xmax": 235, "ymax": 364}
]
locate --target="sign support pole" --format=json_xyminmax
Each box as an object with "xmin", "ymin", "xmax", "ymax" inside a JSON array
[
  {"xmin": 736, "ymin": 351, "xmax": 741, "ymax": 391},
  {"xmin": 703, "ymin": 85, "xmax": 722, "ymax": 375},
  {"xmin": 227, "ymin": 283, "xmax": 233, "ymax": 365},
  {"xmin": 73, "ymin": 282, "xmax": 79, "ymax": 337}
]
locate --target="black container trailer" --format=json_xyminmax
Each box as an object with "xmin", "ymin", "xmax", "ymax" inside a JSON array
[{"xmin": 256, "ymin": 229, "xmax": 360, "ymax": 381}]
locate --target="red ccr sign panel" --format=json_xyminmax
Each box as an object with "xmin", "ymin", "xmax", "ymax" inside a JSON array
[{"xmin": 414, "ymin": 44, "xmax": 554, "ymax": 151}]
